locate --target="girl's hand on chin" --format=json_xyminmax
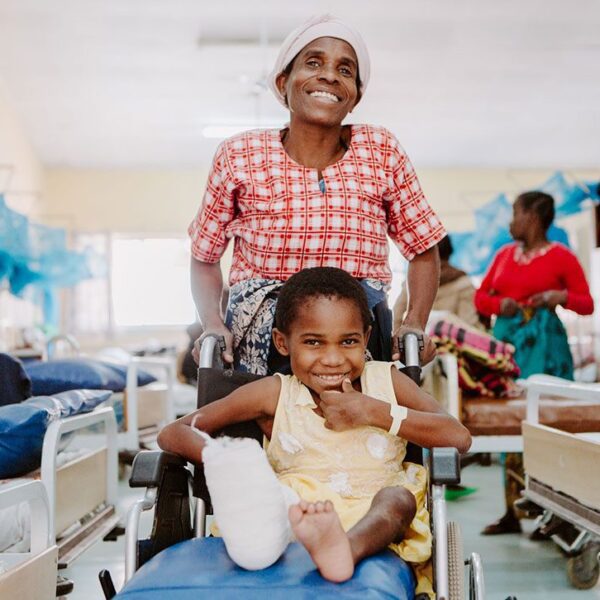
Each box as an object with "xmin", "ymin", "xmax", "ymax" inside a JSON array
[{"xmin": 320, "ymin": 378, "xmax": 370, "ymax": 431}]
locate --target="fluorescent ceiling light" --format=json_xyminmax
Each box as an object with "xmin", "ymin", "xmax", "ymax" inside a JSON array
[{"xmin": 202, "ymin": 125, "xmax": 280, "ymax": 139}]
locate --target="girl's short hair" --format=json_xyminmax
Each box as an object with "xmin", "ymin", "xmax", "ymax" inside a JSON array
[
  {"xmin": 275, "ymin": 267, "xmax": 371, "ymax": 334},
  {"xmin": 516, "ymin": 191, "xmax": 555, "ymax": 232}
]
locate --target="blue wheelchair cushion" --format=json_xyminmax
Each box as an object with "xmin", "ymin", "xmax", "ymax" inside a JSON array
[
  {"xmin": 24, "ymin": 358, "xmax": 156, "ymax": 395},
  {"xmin": 0, "ymin": 389, "xmax": 111, "ymax": 477},
  {"xmin": 115, "ymin": 537, "xmax": 416, "ymax": 599}
]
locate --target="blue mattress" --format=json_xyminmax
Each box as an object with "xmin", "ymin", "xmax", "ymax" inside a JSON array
[{"xmin": 116, "ymin": 537, "xmax": 416, "ymax": 599}]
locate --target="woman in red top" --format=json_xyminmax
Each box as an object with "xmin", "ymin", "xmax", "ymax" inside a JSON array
[
  {"xmin": 475, "ymin": 191, "xmax": 593, "ymax": 380},
  {"xmin": 475, "ymin": 190, "xmax": 594, "ymax": 534}
]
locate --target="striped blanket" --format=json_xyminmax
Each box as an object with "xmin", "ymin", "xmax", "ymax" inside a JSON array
[{"xmin": 430, "ymin": 317, "xmax": 521, "ymax": 397}]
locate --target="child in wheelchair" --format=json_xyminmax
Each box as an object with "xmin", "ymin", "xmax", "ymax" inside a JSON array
[{"xmin": 158, "ymin": 267, "xmax": 471, "ymax": 598}]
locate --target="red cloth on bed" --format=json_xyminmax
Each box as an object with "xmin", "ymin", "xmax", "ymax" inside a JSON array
[{"xmin": 474, "ymin": 242, "xmax": 594, "ymax": 317}]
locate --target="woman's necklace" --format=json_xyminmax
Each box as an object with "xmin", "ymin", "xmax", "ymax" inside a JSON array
[{"xmin": 515, "ymin": 241, "xmax": 553, "ymax": 265}]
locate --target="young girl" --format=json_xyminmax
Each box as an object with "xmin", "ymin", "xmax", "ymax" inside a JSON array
[{"xmin": 158, "ymin": 267, "xmax": 470, "ymax": 598}]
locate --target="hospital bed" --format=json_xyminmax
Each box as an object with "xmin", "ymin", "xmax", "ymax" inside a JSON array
[
  {"xmin": 0, "ymin": 480, "xmax": 58, "ymax": 600},
  {"xmin": 425, "ymin": 351, "xmax": 600, "ymax": 453},
  {"xmin": 1, "ymin": 404, "xmax": 119, "ymax": 568},
  {"xmin": 99, "ymin": 333, "xmax": 485, "ymax": 600},
  {"xmin": 116, "ymin": 355, "xmax": 176, "ymax": 452},
  {"xmin": 521, "ymin": 380, "xmax": 600, "ymax": 590},
  {"xmin": 40, "ymin": 336, "xmax": 178, "ymax": 453}
]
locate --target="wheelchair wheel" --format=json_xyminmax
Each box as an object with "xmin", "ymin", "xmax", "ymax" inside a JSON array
[
  {"xmin": 566, "ymin": 542, "xmax": 600, "ymax": 590},
  {"xmin": 447, "ymin": 521, "xmax": 465, "ymax": 600}
]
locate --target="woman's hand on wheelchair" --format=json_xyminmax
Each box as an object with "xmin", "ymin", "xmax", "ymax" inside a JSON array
[
  {"xmin": 391, "ymin": 326, "xmax": 435, "ymax": 365},
  {"xmin": 192, "ymin": 324, "xmax": 234, "ymax": 365}
]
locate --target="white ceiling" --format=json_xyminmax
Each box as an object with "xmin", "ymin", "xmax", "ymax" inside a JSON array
[{"xmin": 1, "ymin": 0, "xmax": 599, "ymax": 169}]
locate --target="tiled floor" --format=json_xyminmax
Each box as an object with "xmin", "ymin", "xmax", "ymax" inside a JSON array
[{"xmin": 62, "ymin": 460, "xmax": 600, "ymax": 599}]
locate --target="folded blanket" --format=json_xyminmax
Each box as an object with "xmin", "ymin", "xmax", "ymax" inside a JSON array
[{"xmin": 430, "ymin": 317, "xmax": 521, "ymax": 398}]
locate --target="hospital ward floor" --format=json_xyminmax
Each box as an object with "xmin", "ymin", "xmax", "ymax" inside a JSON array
[{"xmin": 63, "ymin": 460, "xmax": 600, "ymax": 600}]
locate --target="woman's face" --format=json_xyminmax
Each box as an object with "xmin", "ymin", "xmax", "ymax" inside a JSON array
[
  {"xmin": 276, "ymin": 37, "xmax": 360, "ymax": 128},
  {"xmin": 509, "ymin": 199, "xmax": 536, "ymax": 241}
]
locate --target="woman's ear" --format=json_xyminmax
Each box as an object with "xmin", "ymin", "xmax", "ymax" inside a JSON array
[
  {"xmin": 272, "ymin": 328, "xmax": 290, "ymax": 356},
  {"xmin": 275, "ymin": 72, "xmax": 289, "ymax": 106},
  {"xmin": 364, "ymin": 325, "xmax": 372, "ymax": 347}
]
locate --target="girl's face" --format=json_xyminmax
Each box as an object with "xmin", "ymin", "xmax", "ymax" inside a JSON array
[
  {"xmin": 272, "ymin": 296, "xmax": 370, "ymax": 396},
  {"xmin": 276, "ymin": 37, "xmax": 360, "ymax": 128}
]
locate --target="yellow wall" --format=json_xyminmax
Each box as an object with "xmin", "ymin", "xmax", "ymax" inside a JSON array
[
  {"xmin": 43, "ymin": 166, "xmax": 598, "ymax": 235},
  {"xmin": 44, "ymin": 168, "xmax": 207, "ymax": 233}
]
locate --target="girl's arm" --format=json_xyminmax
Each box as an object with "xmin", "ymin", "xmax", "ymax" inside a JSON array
[
  {"xmin": 157, "ymin": 376, "xmax": 281, "ymax": 464},
  {"xmin": 320, "ymin": 368, "xmax": 471, "ymax": 453},
  {"xmin": 387, "ymin": 366, "xmax": 471, "ymax": 453}
]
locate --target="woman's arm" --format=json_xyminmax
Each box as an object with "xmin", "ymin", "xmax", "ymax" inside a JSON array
[
  {"xmin": 157, "ymin": 376, "xmax": 281, "ymax": 464},
  {"xmin": 392, "ymin": 245, "xmax": 440, "ymax": 364},
  {"xmin": 527, "ymin": 249, "xmax": 594, "ymax": 315},
  {"xmin": 474, "ymin": 252, "xmax": 504, "ymax": 317},
  {"xmin": 402, "ymin": 245, "xmax": 440, "ymax": 331},
  {"xmin": 190, "ymin": 258, "xmax": 234, "ymax": 363},
  {"xmin": 188, "ymin": 140, "xmax": 237, "ymax": 363}
]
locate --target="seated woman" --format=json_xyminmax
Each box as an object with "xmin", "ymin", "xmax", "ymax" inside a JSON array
[{"xmin": 159, "ymin": 267, "xmax": 471, "ymax": 599}]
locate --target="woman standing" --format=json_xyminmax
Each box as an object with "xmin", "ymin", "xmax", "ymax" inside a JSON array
[
  {"xmin": 188, "ymin": 15, "xmax": 445, "ymax": 374},
  {"xmin": 475, "ymin": 190, "xmax": 594, "ymax": 534},
  {"xmin": 475, "ymin": 191, "xmax": 593, "ymax": 380}
]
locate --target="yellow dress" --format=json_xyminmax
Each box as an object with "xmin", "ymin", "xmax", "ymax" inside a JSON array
[{"xmin": 267, "ymin": 361, "xmax": 433, "ymax": 597}]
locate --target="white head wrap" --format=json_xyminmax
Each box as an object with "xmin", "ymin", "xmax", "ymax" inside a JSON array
[{"xmin": 268, "ymin": 14, "xmax": 370, "ymax": 108}]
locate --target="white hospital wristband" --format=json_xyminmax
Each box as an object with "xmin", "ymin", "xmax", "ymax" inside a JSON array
[{"xmin": 388, "ymin": 404, "xmax": 408, "ymax": 436}]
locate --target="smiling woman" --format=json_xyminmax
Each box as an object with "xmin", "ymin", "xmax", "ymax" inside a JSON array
[{"xmin": 187, "ymin": 14, "xmax": 445, "ymax": 375}]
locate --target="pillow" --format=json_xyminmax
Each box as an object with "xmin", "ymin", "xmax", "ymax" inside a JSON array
[
  {"xmin": 0, "ymin": 353, "xmax": 32, "ymax": 407},
  {"xmin": 24, "ymin": 389, "xmax": 112, "ymax": 418},
  {"xmin": 23, "ymin": 358, "xmax": 156, "ymax": 396},
  {"xmin": 0, "ymin": 389, "xmax": 111, "ymax": 478},
  {"xmin": 101, "ymin": 362, "xmax": 157, "ymax": 387},
  {"xmin": 0, "ymin": 403, "xmax": 49, "ymax": 477}
]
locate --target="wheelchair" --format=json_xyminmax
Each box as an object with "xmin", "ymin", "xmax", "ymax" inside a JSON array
[{"xmin": 99, "ymin": 333, "xmax": 484, "ymax": 600}]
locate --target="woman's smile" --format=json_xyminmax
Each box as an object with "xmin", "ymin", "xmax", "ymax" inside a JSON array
[{"xmin": 308, "ymin": 90, "xmax": 341, "ymax": 103}]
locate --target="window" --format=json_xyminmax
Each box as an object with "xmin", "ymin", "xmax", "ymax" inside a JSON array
[
  {"xmin": 71, "ymin": 234, "xmax": 196, "ymax": 333},
  {"xmin": 111, "ymin": 237, "xmax": 196, "ymax": 327}
]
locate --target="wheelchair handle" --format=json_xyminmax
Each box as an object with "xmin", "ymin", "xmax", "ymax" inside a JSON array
[
  {"xmin": 198, "ymin": 334, "xmax": 226, "ymax": 369},
  {"xmin": 398, "ymin": 332, "xmax": 423, "ymax": 385}
]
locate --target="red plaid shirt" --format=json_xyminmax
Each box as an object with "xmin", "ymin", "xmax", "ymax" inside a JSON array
[{"xmin": 189, "ymin": 125, "xmax": 445, "ymax": 285}]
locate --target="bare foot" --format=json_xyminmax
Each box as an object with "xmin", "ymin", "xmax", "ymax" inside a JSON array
[{"xmin": 289, "ymin": 500, "xmax": 354, "ymax": 582}]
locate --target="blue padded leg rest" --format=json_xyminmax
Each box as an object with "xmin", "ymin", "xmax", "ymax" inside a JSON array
[{"xmin": 115, "ymin": 537, "xmax": 416, "ymax": 599}]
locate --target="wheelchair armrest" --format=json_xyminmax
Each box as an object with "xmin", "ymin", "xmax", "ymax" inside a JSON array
[
  {"xmin": 428, "ymin": 447, "xmax": 460, "ymax": 485},
  {"xmin": 129, "ymin": 450, "xmax": 187, "ymax": 488}
]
